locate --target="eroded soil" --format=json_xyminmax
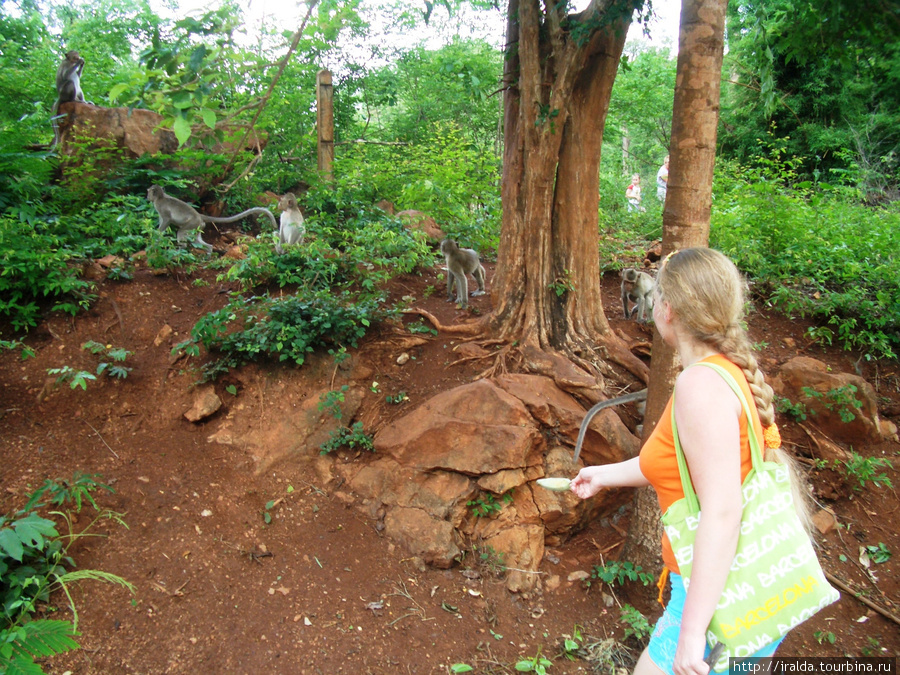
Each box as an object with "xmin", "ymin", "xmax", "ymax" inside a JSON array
[{"xmin": 1, "ymin": 248, "xmax": 898, "ymax": 674}]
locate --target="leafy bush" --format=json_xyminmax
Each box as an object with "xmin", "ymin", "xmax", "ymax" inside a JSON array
[
  {"xmin": 711, "ymin": 155, "xmax": 900, "ymax": 360},
  {"xmin": 590, "ymin": 560, "xmax": 654, "ymax": 587},
  {"xmin": 0, "ymin": 218, "xmax": 96, "ymax": 330},
  {"xmin": 0, "ymin": 474, "xmax": 132, "ymax": 674},
  {"xmin": 179, "ymin": 290, "xmax": 385, "ymax": 380},
  {"xmin": 319, "ymin": 422, "xmax": 374, "ymax": 454}
]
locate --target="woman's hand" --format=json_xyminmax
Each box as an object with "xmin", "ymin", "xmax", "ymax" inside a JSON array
[
  {"xmin": 673, "ymin": 631, "xmax": 710, "ymax": 675},
  {"xmin": 570, "ymin": 466, "xmax": 606, "ymax": 499}
]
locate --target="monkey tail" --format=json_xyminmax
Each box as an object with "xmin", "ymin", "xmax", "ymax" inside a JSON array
[{"xmin": 201, "ymin": 208, "xmax": 277, "ymax": 230}]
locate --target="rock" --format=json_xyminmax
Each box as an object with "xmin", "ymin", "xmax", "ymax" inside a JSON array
[
  {"xmin": 811, "ymin": 508, "xmax": 838, "ymax": 535},
  {"xmin": 349, "ymin": 457, "xmax": 472, "ymax": 522},
  {"xmin": 375, "ymin": 380, "xmax": 543, "ymax": 475},
  {"xmin": 544, "ymin": 575, "xmax": 561, "ymax": 591},
  {"xmin": 396, "ymin": 210, "xmax": 446, "ymax": 243},
  {"xmin": 771, "ymin": 357, "xmax": 885, "ymax": 444},
  {"xmin": 880, "ymin": 419, "xmax": 898, "ymax": 442},
  {"xmin": 383, "ymin": 507, "xmax": 460, "ymax": 568},
  {"xmin": 184, "ymin": 385, "xmax": 222, "ymax": 422},
  {"xmin": 531, "ymin": 447, "xmax": 630, "ymax": 538},
  {"xmin": 81, "ymin": 261, "xmax": 105, "ymax": 280},
  {"xmin": 396, "ymin": 352, "xmax": 410, "ymax": 365},
  {"xmin": 375, "ymin": 199, "xmax": 396, "ymax": 215},
  {"xmin": 154, "ymin": 324, "xmax": 174, "ymax": 347},
  {"xmin": 495, "ymin": 374, "xmax": 639, "ymax": 465},
  {"xmin": 56, "ymin": 101, "xmax": 265, "ymax": 166},
  {"xmin": 477, "ymin": 468, "xmax": 531, "ymax": 494},
  {"xmin": 97, "ymin": 254, "xmax": 124, "ymax": 268},
  {"xmin": 227, "ymin": 384, "xmax": 365, "ymax": 474},
  {"xmin": 479, "ymin": 524, "xmax": 545, "ymax": 592},
  {"xmin": 224, "ymin": 245, "xmax": 247, "ymax": 260},
  {"xmin": 567, "ymin": 570, "xmax": 590, "ymax": 582}
]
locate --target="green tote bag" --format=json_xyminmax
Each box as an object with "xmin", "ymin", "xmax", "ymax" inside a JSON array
[{"xmin": 661, "ymin": 362, "xmax": 839, "ymax": 672}]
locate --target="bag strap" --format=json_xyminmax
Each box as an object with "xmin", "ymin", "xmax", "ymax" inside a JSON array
[{"xmin": 669, "ymin": 361, "xmax": 766, "ymax": 511}]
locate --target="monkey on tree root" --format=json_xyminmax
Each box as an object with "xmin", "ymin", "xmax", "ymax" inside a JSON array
[
  {"xmin": 275, "ymin": 193, "xmax": 305, "ymax": 254},
  {"xmin": 620, "ymin": 268, "xmax": 655, "ymax": 323},
  {"xmin": 440, "ymin": 239, "xmax": 486, "ymax": 309},
  {"xmin": 51, "ymin": 50, "xmax": 92, "ymax": 148},
  {"xmin": 147, "ymin": 185, "xmax": 277, "ymax": 254}
]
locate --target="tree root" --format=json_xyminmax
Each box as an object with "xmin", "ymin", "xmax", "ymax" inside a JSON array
[{"xmin": 401, "ymin": 308, "xmax": 486, "ymax": 336}]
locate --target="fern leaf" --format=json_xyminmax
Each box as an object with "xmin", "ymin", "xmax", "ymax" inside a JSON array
[{"xmin": 3, "ymin": 619, "xmax": 80, "ymax": 668}]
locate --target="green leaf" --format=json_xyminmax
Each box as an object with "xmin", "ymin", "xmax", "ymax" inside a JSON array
[
  {"xmin": 450, "ymin": 666, "xmax": 474, "ymax": 673},
  {"xmin": 0, "ymin": 528, "xmax": 25, "ymax": 561},
  {"xmin": 108, "ymin": 83, "xmax": 129, "ymax": 102},
  {"xmin": 200, "ymin": 108, "xmax": 217, "ymax": 129},
  {"xmin": 173, "ymin": 116, "xmax": 192, "ymax": 146}
]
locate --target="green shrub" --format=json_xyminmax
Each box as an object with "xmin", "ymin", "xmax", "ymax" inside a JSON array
[
  {"xmin": 0, "ymin": 474, "xmax": 132, "ymax": 674},
  {"xmin": 0, "ymin": 218, "xmax": 96, "ymax": 330},
  {"xmin": 178, "ymin": 290, "xmax": 385, "ymax": 380}
]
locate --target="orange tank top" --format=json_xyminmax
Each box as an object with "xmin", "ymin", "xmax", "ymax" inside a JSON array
[{"xmin": 638, "ymin": 354, "xmax": 764, "ymax": 574}]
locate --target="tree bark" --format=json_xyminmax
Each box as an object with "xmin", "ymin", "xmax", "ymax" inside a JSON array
[
  {"xmin": 492, "ymin": 0, "xmax": 648, "ymax": 382},
  {"xmin": 628, "ymin": 0, "xmax": 729, "ymax": 575}
]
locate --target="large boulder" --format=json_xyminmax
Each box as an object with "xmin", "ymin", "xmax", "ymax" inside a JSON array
[
  {"xmin": 771, "ymin": 357, "xmax": 886, "ymax": 444},
  {"xmin": 55, "ymin": 102, "xmax": 266, "ymax": 186},
  {"xmin": 375, "ymin": 379, "xmax": 544, "ymax": 474},
  {"xmin": 396, "ymin": 210, "xmax": 446, "ymax": 243}
]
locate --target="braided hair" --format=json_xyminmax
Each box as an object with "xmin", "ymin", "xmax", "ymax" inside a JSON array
[{"xmin": 656, "ymin": 247, "xmax": 810, "ymax": 529}]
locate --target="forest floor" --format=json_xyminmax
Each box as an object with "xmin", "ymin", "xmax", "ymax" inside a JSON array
[{"xmin": 1, "ymin": 242, "xmax": 899, "ymax": 675}]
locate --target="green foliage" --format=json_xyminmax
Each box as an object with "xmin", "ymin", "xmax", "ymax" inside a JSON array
[
  {"xmin": 82, "ymin": 341, "xmax": 133, "ymax": 379},
  {"xmin": 711, "ymin": 150, "xmax": 900, "ymax": 360},
  {"xmin": 590, "ymin": 560, "xmax": 654, "ymax": 587},
  {"xmin": 515, "ymin": 647, "xmax": 552, "ymax": 674},
  {"xmin": 320, "ymin": 422, "xmax": 374, "ymax": 455},
  {"xmin": 23, "ymin": 472, "xmax": 113, "ymax": 514},
  {"xmin": 559, "ymin": 625, "xmax": 584, "ymax": 661},
  {"xmin": 838, "ymin": 452, "xmax": 893, "ymax": 492},
  {"xmin": 385, "ymin": 392, "xmax": 409, "ymax": 405},
  {"xmin": 799, "ymin": 385, "xmax": 862, "ymax": 424},
  {"xmin": 450, "ymin": 665, "xmax": 474, "ymax": 674},
  {"xmin": 864, "ymin": 543, "xmax": 891, "ymax": 564},
  {"xmin": 721, "ymin": 0, "xmax": 900, "ymax": 197},
  {"xmin": 0, "ymin": 340, "xmax": 35, "ymax": 360},
  {"xmin": 775, "ymin": 396, "xmax": 808, "ymax": 422},
  {"xmin": 180, "ymin": 290, "xmax": 382, "ymax": 380},
  {"xmin": 814, "ymin": 630, "xmax": 837, "ymax": 645},
  {"xmin": 619, "ymin": 605, "xmax": 651, "ymax": 643},
  {"xmin": 467, "ymin": 492, "xmax": 513, "ymax": 518},
  {"xmin": 46, "ymin": 366, "xmax": 97, "ymax": 391},
  {"xmin": 0, "ymin": 217, "xmax": 97, "ymax": 331},
  {"xmin": 1, "ymin": 475, "xmax": 132, "ymax": 674},
  {"xmin": 318, "ymin": 385, "xmax": 350, "ymax": 421}
]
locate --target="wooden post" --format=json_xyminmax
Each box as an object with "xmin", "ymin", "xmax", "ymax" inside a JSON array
[{"xmin": 316, "ymin": 69, "xmax": 334, "ymax": 182}]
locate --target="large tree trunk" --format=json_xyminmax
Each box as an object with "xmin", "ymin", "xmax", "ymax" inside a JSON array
[
  {"xmin": 626, "ymin": 0, "xmax": 729, "ymax": 574},
  {"xmin": 491, "ymin": 0, "xmax": 648, "ymax": 382}
]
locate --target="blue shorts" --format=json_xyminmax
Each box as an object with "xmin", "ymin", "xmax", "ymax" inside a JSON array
[{"xmin": 647, "ymin": 573, "xmax": 783, "ymax": 674}]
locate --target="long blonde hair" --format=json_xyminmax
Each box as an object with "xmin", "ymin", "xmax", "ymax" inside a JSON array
[{"xmin": 657, "ymin": 248, "xmax": 811, "ymax": 526}]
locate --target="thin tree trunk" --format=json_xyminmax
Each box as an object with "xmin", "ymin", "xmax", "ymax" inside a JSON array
[{"xmin": 628, "ymin": 0, "xmax": 729, "ymax": 575}]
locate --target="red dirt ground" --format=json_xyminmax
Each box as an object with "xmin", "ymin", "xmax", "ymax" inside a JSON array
[{"xmin": 1, "ymin": 250, "xmax": 898, "ymax": 674}]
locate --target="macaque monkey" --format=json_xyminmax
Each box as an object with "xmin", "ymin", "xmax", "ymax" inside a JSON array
[
  {"xmin": 621, "ymin": 268, "xmax": 655, "ymax": 323},
  {"xmin": 51, "ymin": 51, "xmax": 90, "ymax": 147},
  {"xmin": 275, "ymin": 192, "xmax": 305, "ymax": 254},
  {"xmin": 147, "ymin": 185, "xmax": 277, "ymax": 254},
  {"xmin": 440, "ymin": 239, "xmax": 486, "ymax": 308}
]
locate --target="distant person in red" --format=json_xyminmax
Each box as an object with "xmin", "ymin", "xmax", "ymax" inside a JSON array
[
  {"xmin": 626, "ymin": 173, "xmax": 645, "ymax": 212},
  {"xmin": 657, "ymin": 155, "xmax": 670, "ymax": 201}
]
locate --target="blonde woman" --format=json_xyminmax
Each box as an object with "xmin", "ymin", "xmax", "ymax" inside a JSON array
[{"xmin": 572, "ymin": 248, "xmax": 801, "ymax": 675}]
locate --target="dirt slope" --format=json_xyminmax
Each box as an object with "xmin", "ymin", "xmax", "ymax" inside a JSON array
[{"xmin": 1, "ymin": 258, "xmax": 898, "ymax": 674}]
